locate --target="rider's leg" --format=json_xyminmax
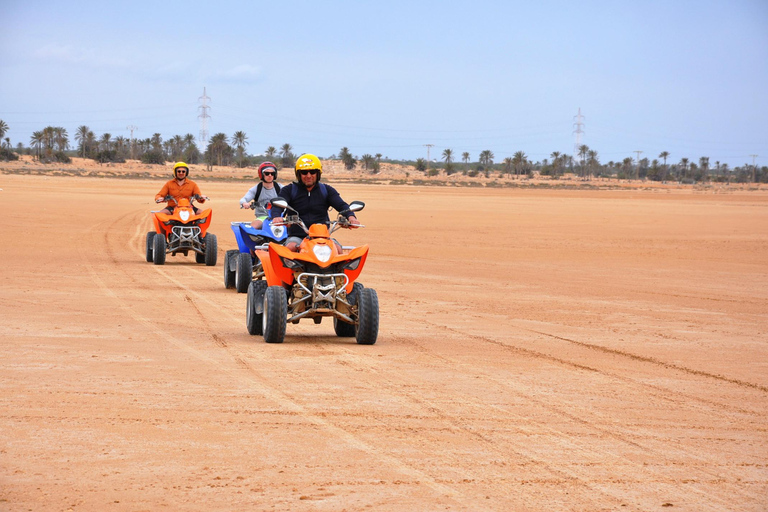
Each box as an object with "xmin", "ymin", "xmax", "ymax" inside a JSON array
[
  {"xmin": 250, "ymin": 215, "xmax": 266, "ymax": 229},
  {"xmin": 285, "ymin": 236, "xmax": 303, "ymax": 252}
]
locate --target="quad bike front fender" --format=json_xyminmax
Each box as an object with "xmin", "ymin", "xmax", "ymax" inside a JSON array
[
  {"xmin": 258, "ymin": 248, "xmax": 292, "ymax": 288},
  {"xmin": 195, "ymin": 208, "xmax": 213, "ymax": 237},
  {"xmin": 231, "ymin": 223, "xmax": 250, "ymax": 253},
  {"xmin": 267, "ymin": 242, "xmax": 299, "ymax": 287},
  {"xmin": 342, "ymin": 245, "xmax": 369, "ymax": 293}
]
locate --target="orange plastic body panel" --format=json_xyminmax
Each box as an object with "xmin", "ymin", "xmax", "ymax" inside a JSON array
[{"xmin": 151, "ymin": 199, "xmax": 212, "ymax": 240}]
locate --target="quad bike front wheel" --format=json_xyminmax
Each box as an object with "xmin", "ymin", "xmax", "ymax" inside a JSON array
[
  {"xmin": 235, "ymin": 252, "xmax": 253, "ymax": 293},
  {"xmin": 152, "ymin": 234, "xmax": 166, "ymax": 265},
  {"xmin": 204, "ymin": 233, "xmax": 217, "ymax": 266},
  {"xmin": 224, "ymin": 250, "xmax": 238, "ymax": 289},
  {"xmin": 334, "ymin": 282, "xmax": 363, "ymax": 337},
  {"xmin": 263, "ymin": 286, "xmax": 287, "ymax": 344},
  {"xmin": 246, "ymin": 280, "xmax": 268, "ymax": 335},
  {"xmin": 145, "ymin": 232, "xmax": 156, "ymax": 262},
  {"xmin": 356, "ymin": 288, "xmax": 379, "ymax": 345}
]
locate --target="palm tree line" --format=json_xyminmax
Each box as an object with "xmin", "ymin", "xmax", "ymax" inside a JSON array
[{"xmin": 0, "ymin": 119, "xmax": 764, "ymax": 183}]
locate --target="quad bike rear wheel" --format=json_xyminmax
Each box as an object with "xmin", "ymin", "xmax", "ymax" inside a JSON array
[
  {"xmin": 246, "ymin": 280, "xmax": 268, "ymax": 335},
  {"xmin": 235, "ymin": 252, "xmax": 253, "ymax": 293},
  {"xmin": 145, "ymin": 232, "xmax": 156, "ymax": 262},
  {"xmin": 204, "ymin": 233, "xmax": 217, "ymax": 266},
  {"xmin": 356, "ymin": 288, "xmax": 379, "ymax": 345},
  {"xmin": 224, "ymin": 250, "xmax": 238, "ymax": 289},
  {"xmin": 152, "ymin": 234, "xmax": 166, "ymax": 265},
  {"xmin": 263, "ymin": 286, "xmax": 287, "ymax": 343}
]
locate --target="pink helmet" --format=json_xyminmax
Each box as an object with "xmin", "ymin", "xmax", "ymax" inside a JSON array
[{"xmin": 258, "ymin": 161, "xmax": 277, "ymax": 181}]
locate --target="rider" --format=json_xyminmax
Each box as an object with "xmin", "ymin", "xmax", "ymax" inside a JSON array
[
  {"xmin": 239, "ymin": 161, "xmax": 283, "ymax": 229},
  {"xmin": 272, "ymin": 154, "xmax": 360, "ymax": 252},
  {"xmin": 154, "ymin": 162, "xmax": 208, "ymax": 214}
]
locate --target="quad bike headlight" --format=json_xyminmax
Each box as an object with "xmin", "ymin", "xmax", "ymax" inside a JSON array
[
  {"xmin": 281, "ymin": 257, "xmax": 304, "ymax": 270},
  {"xmin": 313, "ymin": 244, "xmax": 332, "ymax": 263},
  {"xmin": 343, "ymin": 257, "xmax": 361, "ymax": 271}
]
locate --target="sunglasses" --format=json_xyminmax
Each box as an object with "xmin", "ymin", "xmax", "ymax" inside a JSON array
[
  {"xmin": 299, "ymin": 169, "xmax": 318, "ymax": 176},
  {"xmin": 176, "ymin": 170, "xmax": 187, "ymax": 174},
  {"xmin": 262, "ymin": 171, "xmax": 276, "ymax": 177}
]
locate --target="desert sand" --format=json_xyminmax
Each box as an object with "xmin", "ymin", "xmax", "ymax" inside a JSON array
[{"xmin": 1, "ymin": 158, "xmax": 766, "ymax": 511}]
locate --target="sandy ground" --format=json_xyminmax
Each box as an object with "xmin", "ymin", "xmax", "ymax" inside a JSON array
[{"xmin": 0, "ymin": 165, "xmax": 767, "ymax": 511}]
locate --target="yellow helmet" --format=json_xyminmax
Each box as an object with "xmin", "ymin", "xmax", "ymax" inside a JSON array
[
  {"xmin": 173, "ymin": 161, "xmax": 189, "ymax": 178},
  {"xmin": 294, "ymin": 154, "xmax": 323, "ymax": 181}
]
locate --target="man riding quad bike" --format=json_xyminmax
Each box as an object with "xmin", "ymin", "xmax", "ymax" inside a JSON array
[
  {"xmin": 146, "ymin": 162, "xmax": 217, "ymax": 265},
  {"xmin": 246, "ymin": 197, "xmax": 378, "ymax": 344}
]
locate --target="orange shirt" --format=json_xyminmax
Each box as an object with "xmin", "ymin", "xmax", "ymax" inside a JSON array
[{"xmin": 154, "ymin": 178, "xmax": 204, "ymax": 208}]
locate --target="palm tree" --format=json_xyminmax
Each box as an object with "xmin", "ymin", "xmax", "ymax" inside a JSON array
[
  {"xmin": 621, "ymin": 157, "xmax": 633, "ymax": 179},
  {"xmin": 75, "ymin": 125, "xmax": 90, "ymax": 158},
  {"xmin": 41, "ymin": 126, "xmax": 55, "ymax": 158},
  {"xmin": 100, "ymin": 133, "xmax": 112, "ymax": 152},
  {"xmin": 53, "ymin": 127, "xmax": 68, "ymax": 152},
  {"xmin": 0, "ymin": 119, "xmax": 8, "ymax": 141},
  {"xmin": 361, "ymin": 154, "xmax": 375, "ymax": 171},
  {"xmin": 265, "ymin": 146, "xmax": 277, "ymax": 159},
  {"xmin": 587, "ymin": 150, "xmax": 599, "ymax": 179},
  {"xmin": 30, "ymin": 131, "xmax": 43, "ymax": 160},
  {"xmin": 578, "ymin": 145, "xmax": 589, "ymax": 179},
  {"xmin": 659, "ymin": 151, "xmax": 670, "ymax": 182},
  {"xmin": 502, "ymin": 157, "xmax": 513, "ymax": 176},
  {"xmin": 679, "ymin": 157, "xmax": 689, "ymax": 182},
  {"xmin": 114, "ymin": 136, "xmax": 126, "ymax": 158},
  {"xmin": 699, "ymin": 156, "xmax": 710, "ymax": 180},
  {"xmin": 479, "ymin": 149, "xmax": 494, "ymax": 168},
  {"xmin": 462, "ymin": 152, "xmax": 470, "ymax": 165},
  {"xmin": 442, "ymin": 148, "xmax": 453, "ymax": 164},
  {"xmin": 208, "ymin": 133, "xmax": 230, "ymax": 166},
  {"xmin": 232, "ymin": 131, "xmax": 248, "ymax": 167},
  {"xmin": 512, "ymin": 150, "xmax": 528, "ymax": 177},
  {"xmin": 550, "ymin": 151, "xmax": 561, "ymax": 177},
  {"xmin": 150, "ymin": 133, "xmax": 163, "ymax": 152},
  {"xmin": 339, "ymin": 147, "xmax": 356, "ymax": 170}
]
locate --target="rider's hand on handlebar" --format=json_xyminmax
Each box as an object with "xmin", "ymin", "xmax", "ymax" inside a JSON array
[
  {"xmin": 347, "ymin": 215, "xmax": 360, "ymax": 228},
  {"xmin": 155, "ymin": 198, "xmax": 163, "ymax": 203},
  {"xmin": 272, "ymin": 217, "xmax": 285, "ymax": 226}
]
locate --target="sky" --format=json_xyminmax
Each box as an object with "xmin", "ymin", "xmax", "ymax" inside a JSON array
[{"xmin": 1, "ymin": 0, "xmax": 767, "ymax": 167}]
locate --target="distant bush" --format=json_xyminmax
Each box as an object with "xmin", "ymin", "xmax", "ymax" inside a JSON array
[
  {"xmin": 141, "ymin": 150, "xmax": 165, "ymax": 165},
  {"xmin": 0, "ymin": 148, "xmax": 19, "ymax": 161},
  {"xmin": 54, "ymin": 151, "xmax": 71, "ymax": 163},
  {"xmin": 93, "ymin": 150, "xmax": 124, "ymax": 164}
]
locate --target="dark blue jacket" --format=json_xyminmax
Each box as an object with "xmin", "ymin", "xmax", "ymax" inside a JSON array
[{"xmin": 273, "ymin": 182, "xmax": 352, "ymax": 239}]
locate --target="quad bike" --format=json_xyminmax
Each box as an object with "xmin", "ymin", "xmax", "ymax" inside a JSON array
[
  {"xmin": 224, "ymin": 204, "xmax": 288, "ymax": 293},
  {"xmin": 246, "ymin": 198, "xmax": 379, "ymax": 345},
  {"xmin": 145, "ymin": 195, "xmax": 217, "ymax": 266}
]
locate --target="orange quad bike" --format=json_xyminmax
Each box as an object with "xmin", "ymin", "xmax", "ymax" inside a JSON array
[
  {"xmin": 246, "ymin": 198, "xmax": 379, "ymax": 345},
  {"xmin": 146, "ymin": 195, "xmax": 217, "ymax": 266}
]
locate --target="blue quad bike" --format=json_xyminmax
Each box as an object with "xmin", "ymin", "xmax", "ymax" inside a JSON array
[{"xmin": 224, "ymin": 213, "xmax": 288, "ymax": 293}]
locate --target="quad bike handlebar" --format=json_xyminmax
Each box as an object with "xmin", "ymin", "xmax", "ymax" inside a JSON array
[
  {"xmin": 269, "ymin": 198, "xmax": 365, "ymax": 235},
  {"xmin": 156, "ymin": 194, "xmax": 210, "ymax": 204}
]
